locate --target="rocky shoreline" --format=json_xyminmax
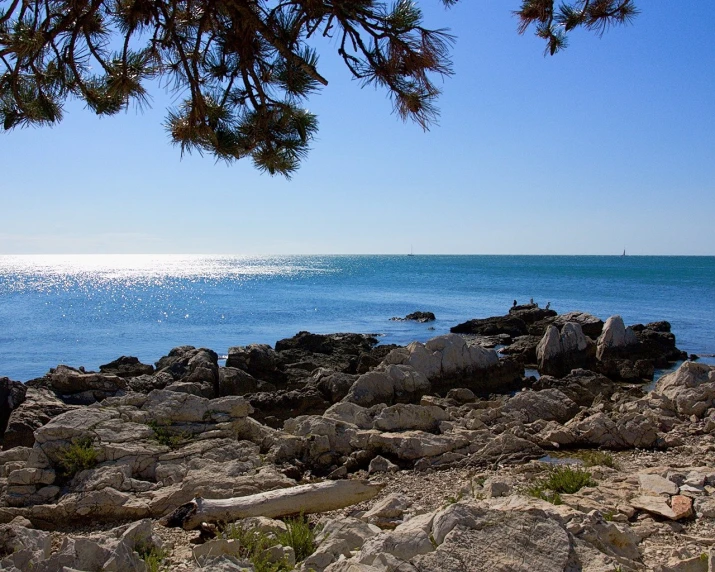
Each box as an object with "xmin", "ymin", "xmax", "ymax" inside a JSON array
[{"xmin": 1, "ymin": 304, "xmax": 714, "ymax": 571}]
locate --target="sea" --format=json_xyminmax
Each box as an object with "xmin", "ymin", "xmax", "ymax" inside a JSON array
[{"xmin": 1, "ymin": 255, "xmax": 714, "ymax": 382}]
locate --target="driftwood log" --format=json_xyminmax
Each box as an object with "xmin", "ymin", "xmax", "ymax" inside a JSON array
[{"xmin": 163, "ymin": 479, "xmax": 385, "ymax": 530}]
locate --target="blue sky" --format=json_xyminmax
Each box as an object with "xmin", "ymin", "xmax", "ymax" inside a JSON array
[{"xmin": 2, "ymin": 1, "xmax": 713, "ymax": 255}]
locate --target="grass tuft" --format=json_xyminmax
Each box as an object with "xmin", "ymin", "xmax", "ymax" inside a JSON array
[
  {"xmin": 137, "ymin": 545, "xmax": 167, "ymax": 572},
  {"xmin": 57, "ymin": 437, "xmax": 98, "ymax": 477},
  {"xmin": 579, "ymin": 450, "xmax": 618, "ymax": 469},
  {"xmin": 225, "ymin": 524, "xmax": 290, "ymax": 572},
  {"xmin": 277, "ymin": 516, "xmax": 316, "ymax": 562},
  {"xmin": 528, "ymin": 465, "xmax": 596, "ymax": 504},
  {"xmin": 148, "ymin": 421, "xmax": 190, "ymax": 449}
]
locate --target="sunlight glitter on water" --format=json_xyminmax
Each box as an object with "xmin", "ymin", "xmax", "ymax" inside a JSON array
[{"xmin": 0, "ymin": 254, "xmax": 334, "ymax": 291}]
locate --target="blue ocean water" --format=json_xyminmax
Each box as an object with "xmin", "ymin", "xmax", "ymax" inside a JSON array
[{"xmin": 1, "ymin": 255, "xmax": 714, "ymax": 382}]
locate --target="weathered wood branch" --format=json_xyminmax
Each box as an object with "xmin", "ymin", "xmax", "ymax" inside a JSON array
[{"xmin": 163, "ymin": 479, "xmax": 385, "ymax": 530}]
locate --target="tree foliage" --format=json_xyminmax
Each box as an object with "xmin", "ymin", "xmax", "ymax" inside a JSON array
[
  {"xmin": 515, "ymin": 0, "xmax": 639, "ymax": 55},
  {"xmin": 0, "ymin": 0, "xmax": 638, "ymax": 175}
]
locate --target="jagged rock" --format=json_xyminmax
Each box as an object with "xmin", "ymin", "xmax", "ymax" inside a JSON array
[
  {"xmin": 536, "ymin": 323, "xmax": 596, "ymax": 378},
  {"xmin": 382, "ymin": 334, "xmax": 523, "ymax": 394},
  {"xmin": 446, "ymin": 388, "xmax": 477, "ymax": 404},
  {"xmin": 273, "ymin": 332, "xmax": 381, "ymax": 379},
  {"xmin": 126, "ymin": 372, "xmax": 173, "ymax": 393},
  {"xmin": 310, "ymin": 371, "xmax": 359, "ymax": 403},
  {"xmin": 323, "ymin": 402, "xmax": 377, "ymax": 430},
  {"xmin": 467, "ymin": 433, "xmax": 544, "ymax": 465},
  {"xmin": 553, "ymin": 312, "xmax": 604, "ymax": 338},
  {"xmin": 500, "ymin": 335, "xmax": 541, "ymax": 363},
  {"xmin": 414, "ymin": 501, "xmax": 571, "ymax": 572},
  {"xmin": 372, "ymin": 403, "xmax": 449, "ymax": 432},
  {"xmin": 368, "ymin": 455, "xmax": 399, "ymax": 474},
  {"xmin": 390, "ymin": 311, "xmax": 436, "ymax": 323},
  {"xmin": 450, "ymin": 315, "xmax": 528, "ymax": 337},
  {"xmin": 99, "ymin": 356, "xmax": 154, "ymax": 378},
  {"xmin": 31, "ymin": 366, "xmax": 128, "ymax": 404},
  {"xmin": 368, "ymin": 430, "xmax": 469, "ymax": 461},
  {"xmin": 653, "ymin": 361, "xmax": 715, "ymax": 418},
  {"xmin": 639, "ymin": 473, "xmax": 678, "ymax": 496},
  {"xmin": 248, "ymin": 388, "xmax": 330, "ymax": 426},
  {"xmin": 502, "ymin": 389, "xmax": 579, "ymax": 424},
  {"xmin": 532, "ymin": 369, "xmax": 619, "ymax": 408},
  {"xmin": 155, "ymin": 346, "xmax": 219, "ymax": 397},
  {"xmin": 483, "ymin": 477, "xmax": 512, "ymax": 498},
  {"xmin": 361, "ymin": 494, "xmax": 410, "ymax": 529},
  {"xmin": 219, "ymin": 367, "xmax": 263, "ymax": 396},
  {"xmin": 509, "ymin": 304, "xmax": 557, "ymax": 324},
  {"xmin": 597, "ymin": 316, "xmax": 638, "ymax": 361},
  {"xmin": 567, "ymin": 411, "xmax": 658, "ymax": 449},
  {"xmin": 0, "ymin": 378, "xmax": 26, "ymax": 451},
  {"xmin": 347, "ymin": 512, "xmax": 435, "ymax": 567},
  {"xmin": 343, "ymin": 365, "xmax": 430, "ymax": 408},
  {"xmin": 0, "ymin": 519, "xmax": 52, "ymax": 571},
  {"xmin": 2, "ymin": 388, "xmax": 79, "ymax": 450},
  {"xmin": 226, "ymin": 344, "xmax": 283, "ymax": 383},
  {"xmin": 302, "ymin": 517, "xmax": 380, "ymax": 572},
  {"xmin": 632, "ymin": 322, "xmax": 687, "ymax": 366},
  {"xmin": 631, "ymin": 495, "xmax": 691, "ymax": 520}
]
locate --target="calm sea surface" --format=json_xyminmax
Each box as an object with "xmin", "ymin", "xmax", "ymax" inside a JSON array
[{"xmin": 1, "ymin": 255, "xmax": 714, "ymax": 382}]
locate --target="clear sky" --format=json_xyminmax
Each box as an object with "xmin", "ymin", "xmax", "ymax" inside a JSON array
[{"xmin": 1, "ymin": 1, "xmax": 713, "ymax": 255}]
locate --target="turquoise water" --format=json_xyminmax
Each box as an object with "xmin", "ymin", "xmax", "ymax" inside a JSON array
[{"xmin": 1, "ymin": 255, "xmax": 714, "ymax": 381}]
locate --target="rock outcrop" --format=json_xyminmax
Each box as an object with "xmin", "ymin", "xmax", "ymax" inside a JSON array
[{"xmin": 536, "ymin": 322, "xmax": 596, "ymax": 377}]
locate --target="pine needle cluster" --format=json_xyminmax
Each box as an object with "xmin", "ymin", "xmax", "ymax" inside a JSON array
[
  {"xmin": 515, "ymin": 0, "xmax": 638, "ymax": 55},
  {"xmin": 0, "ymin": 0, "xmax": 456, "ymax": 175}
]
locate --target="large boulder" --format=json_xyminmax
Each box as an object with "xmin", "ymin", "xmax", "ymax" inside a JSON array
[
  {"xmin": 248, "ymin": 388, "xmax": 331, "ymax": 427},
  {"xmin": 383, "ymin": 334, "xmax": 522, "ymax": 394},
  {"xmin": 596, "ymin": 316, "xmax": 638, "ymax": 361},
  {"xmin": 343, "ymin": 365, "xmax": 430, "ymax": 408},
  {"xmin": 0, "ymin": 378, "xmax": 26, "ymax": 442},
  {"xmin": 499, "ymin": 335, "xmax": 541, "ymax": 364},
  {"xmin": 553, "ymin": 312, "xmax": 604, "ymax": 338},
  {"xmin": 532, "ymin": 369, "xmax": 619, "ymax": 408},
  {"xmin": 98, "ymin": 356, "xmax": 154, "ymax": 378},
  {"xmin": 508, "ymin": 304, "xmax": 557, "ymax": 325},
  {"xmin": 29, "ymin": 366, "xmax": 127, "ymax": 404},
  {"xmin": 501, "ymin": 389, "xmax": 579, "ymax": 424},
  {"xmin": 450, "ymin": 315, "xmax": 528, "ymax": 338},
  {"xmin": 536, "ymin": 323, "xmax": 596, "ymax": 378},
  {"xmin": 226, "ymin": 344, "xmax": 283, "ymax": 384},
  {"xmin": 155, "ymin": 347, "xmax": 219, "ymax": 397},
  {"xmin": 653, "ymin": 361, "xmax": 715, "ymax": 418},
  {"xmin": 2, "ymin": 387, "xmax": 78, "ymax": 450}
]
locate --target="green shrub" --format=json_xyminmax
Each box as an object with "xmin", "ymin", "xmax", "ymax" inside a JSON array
[
  {"xmin": 528, "ymin": 466, "xmax": 596, "ymax": 504},
  {"xmin": 277, "ymin": 516, "xmax": 316, "ymax": 562},
  {"xmin": 575, "ymin": 450, "xmax": 618, "ymax": 469},
  {"xmin": 225, "ymin": 525, "xmax": 290, "ymax": 572},
  {"xmin": 57, "ymin": 437, "xmax": 98, "ymax": 476},
  {"xmin": 147, "ymin": 421, "xmax": 189, "ymax": 449},
  {"xmin": 137, "ymin": 545, "xmax": 167, "ymax": 572}
]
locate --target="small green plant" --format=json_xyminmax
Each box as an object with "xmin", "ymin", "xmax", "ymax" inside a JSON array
[
  {"xmin": 137, "ymin": 545, "xmax": 168, "ymax": 572},
  {"xmin": 528, "ymin": 466, "xmax": 596, "ymax": 504},
  {"xmin": 602, "ymin": 509, "xmax": 616, "ymax": 522},
  {"xmin": 57, "ymin": 437, "xmax": 98, "ymax": 477},
  {"xmin": 579, "ymin": 451, "xmax": 618, "ymax": 470},
  {"xmin": 443, "ymin": 493, "xmax": 463, "ymax": 507},
  {"xmin": 277, "ymin": 516, "xmax": 316, "ymax": 562},
  {"xmin": 148, "ymin": 421, "xmax": 190, "ymax": 449},
  {"xmin": 225, "ymin": 524, "xmax": 290, "ymax": 572}
]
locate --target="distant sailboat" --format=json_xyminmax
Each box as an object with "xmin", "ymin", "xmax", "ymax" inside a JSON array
[
  {"xmin": 408, "ymin": 246, "xmax": 415, "ymax": 257},
  {"xmin": 622, "ymin": 249, "xmax": 626, "ymax": 256}
]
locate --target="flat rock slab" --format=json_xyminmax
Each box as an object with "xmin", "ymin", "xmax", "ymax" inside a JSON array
[
  {"xmin": 638, "ymin": 474, "xmax": 679, "ymax": 496},
  {"xmin": 631, "ymin": 495, "xmax": 692, "ymax": 521}
]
